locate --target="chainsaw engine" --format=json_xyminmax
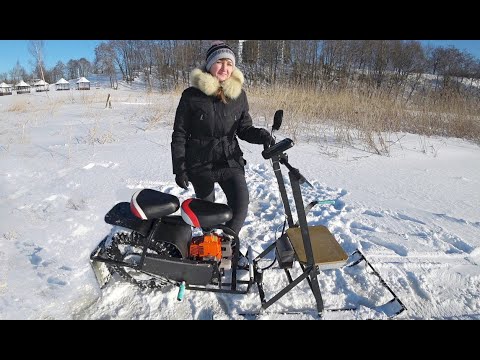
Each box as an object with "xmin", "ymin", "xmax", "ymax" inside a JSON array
[{"xmin": 189, "ymin": 233, "xmax": 233, "ymax": 271}]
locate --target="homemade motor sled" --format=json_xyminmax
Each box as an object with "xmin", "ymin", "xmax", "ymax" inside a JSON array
[{"xmin": 90, "ymin": 110, "xmax": 406, "ymax": 319}]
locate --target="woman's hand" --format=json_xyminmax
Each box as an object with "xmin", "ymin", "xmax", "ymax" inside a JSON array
[
  {"xmin": 175, "ymin": 173, "xmax": 190, "ymax": 190},
  {"xmin": 259, "ymin": 129, "xmax": 275, "ymax": 150}
]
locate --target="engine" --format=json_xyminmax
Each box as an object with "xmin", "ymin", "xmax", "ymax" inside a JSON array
[{"xmin": 189, "ymin": 232, "xmax": 233, "ymax": 271}]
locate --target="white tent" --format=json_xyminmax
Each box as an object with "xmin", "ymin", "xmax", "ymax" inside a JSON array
[
  {"xmin": 76, "ymin": 77, "xmax": 90, "ymax": 90},
  {"xmin": 55, "ymin": 78, "xmax": 70, "ymax": 91},
  {"xmin": 15, "ymin": 80, "xmax": 31, "ymax": 94},
  {"xmin": 34, "ymin": 79, "xmax": 49, "ymax": 92},
  {"xmin": 0, "ymin": 82, "xmax": 12, "ymax": 96}
]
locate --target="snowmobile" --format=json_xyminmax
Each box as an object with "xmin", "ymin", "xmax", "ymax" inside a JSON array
[{"xmin": 90, "ymin": 110, "xmax": 406, "ymax": 319}]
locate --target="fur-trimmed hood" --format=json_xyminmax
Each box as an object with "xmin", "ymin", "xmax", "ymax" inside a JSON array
[{"xmin": 190, "ymin": 67, "xmax": 244, "ymax": 100}]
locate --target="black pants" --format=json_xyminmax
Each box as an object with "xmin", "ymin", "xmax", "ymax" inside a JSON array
[{"xmin": 189, "ymin": 167, "xmax": 249, "ymax": 235}]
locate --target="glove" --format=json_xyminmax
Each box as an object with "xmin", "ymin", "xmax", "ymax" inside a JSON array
[
  {"xmin": 259, "ymin": 129, "xmax": 275, "ymax": 150},
  {"xmin": 175, "ymin": 173, "xmax": 189, "ymax": 190}
]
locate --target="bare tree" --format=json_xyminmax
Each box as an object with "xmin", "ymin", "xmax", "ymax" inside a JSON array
[
  {"xmin": 238, "ymin": 40, "xmax": 246, "ymax": 64},
  {"xmin": 67, "ymin": 59, "xmax": 80, "ymax": 79},
  {"xmin": 110, "ymin": 40, "xmax": 146, "ymax": 82},
  {"xmin": 28, "ymin": 40, "xmax": 46, "ymax": 82},
  {"xmin": 289, "ymin": 40, "xmax": 311, "ymax": 86},
  {"xmin": 152, "ymin": 40, "xmax": 177, "ymax": 90},
  {"xmin": 388, "ymin": 40, "xmax": 426, "ymax": 100},
  {"xmin": 51, "ymin": 61, "xmax": 66, "ymax": 81},
  {"xmin": 432, "ymin": 46, "xmax": 465, "ymax": 92},
  {"xmin": 94, "ymin": 42, "xmax": 118, "ymax": 89},
  {"xmin": 9, "ymin": 61, "xmax": 28, "ymax": 84},
  {"xmin": 369, "ymin": 40, "xmax": 389, "ymax": 90},
  {"xmin": 242, "ymin": 40, "xmax": 260, "ymax": 65},
  {"xmin": 134, "ymin": 40, "xmax": 158, "ymax": 89},
  {"xmin": 77, "ymin": 58, "xmax": 92, "ymax": 77}
]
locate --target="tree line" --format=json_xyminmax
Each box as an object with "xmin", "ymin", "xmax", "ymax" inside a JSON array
[
  {"xmin": 0, "ymin": 40, "xmax": 94, "ymax": 85},
  {"xmin": 0, "ymin": 58, "xmax": 93, "ymax": 85},
  {"xmin": 93, "ymin": 40, "xmax": 480, "ymax": 100},
  {"xmin": 2, "ymin": 40, "xmax": 479, "ymax": 100}
]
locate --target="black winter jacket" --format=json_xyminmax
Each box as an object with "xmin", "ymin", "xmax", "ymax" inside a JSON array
[{"xmin": 171, "ymin": 68, "xmax": 268, "ymax": 176}]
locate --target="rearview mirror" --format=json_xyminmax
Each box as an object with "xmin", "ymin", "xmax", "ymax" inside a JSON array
[{"xmin": 272, "ymin": 110, "xmax": 283, "ymax": 131}]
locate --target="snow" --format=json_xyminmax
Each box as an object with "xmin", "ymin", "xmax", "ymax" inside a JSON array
[{"xmin": 1, "ymin": 76, "xmax": 479, "ymax": 320}]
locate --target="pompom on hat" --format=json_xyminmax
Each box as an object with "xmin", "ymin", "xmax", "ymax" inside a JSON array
[{"xmin": 205, "ymin": 41, "xmax": 236, "ymax": 72}]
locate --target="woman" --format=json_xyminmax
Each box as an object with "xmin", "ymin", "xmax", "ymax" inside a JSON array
[{"xmin": 171, "ymin": 41, "xmax": 274, "ymax": 236}]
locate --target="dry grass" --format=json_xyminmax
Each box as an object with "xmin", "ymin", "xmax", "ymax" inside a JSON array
[
  {"xmin": 142, "ymin": 92, "xmax": 181, "ymax": 128},
  {"xmin": 139, "ymin": 83, "xmax": 479, "ymax": 155},
  {"xmin": 7, "ymin": 100, "xmax": 30, "ymax": 113},
  {"xmin": 408, "ymin": 93, "xmax": 480, "ymax": 141},
  {"xmin": 246, "ymin": 85, "xmax": 480, "ymax": 154},
  {"xmin": 6, "ymin": 83, "xmax": 476, "ymax": 157},
  {"xmin": 86, "ymin": 124, "xmax": 115, "ymax": 145},
  {"xmin": 8, "ymin": 94, "xmax": 67, "ymax": 115}
]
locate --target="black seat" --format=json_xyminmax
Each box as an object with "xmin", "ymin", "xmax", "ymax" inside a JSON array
[
  {"xmin": 130, "ymin": 189, "xmax": 180, "ymax": 220},
  {"xmin": 181, "ymin": 198, "xmax": 232, "ymax": 228}
]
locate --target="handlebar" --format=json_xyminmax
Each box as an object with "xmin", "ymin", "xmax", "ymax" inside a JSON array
[
  {"xmin": 262, "ymin": 138, "xmax": 294, "ymax": 159},
  {"xmin": 262, "ymin": 137, "xmax": 313, "ymax": 188}
]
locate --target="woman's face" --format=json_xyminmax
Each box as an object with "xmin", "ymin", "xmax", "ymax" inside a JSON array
[{"xmin": 209, "ymin": 58, "xmax": 234, "ymax": 82}]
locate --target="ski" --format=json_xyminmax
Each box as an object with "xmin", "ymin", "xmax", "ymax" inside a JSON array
[
  {"xmin": 346, "ymin": 249, "xmax": 407, "ymax": 317},
  {"xmin": 236, "ymin": 307, "xmax": 356, "ymax": 319},
  {"xmin": 236, "ymin": 300, "xmax": 403, "ymax": 319},
  {"xmin": 89, "ymin": 237, "xmax": 112, "ymax": 288}
]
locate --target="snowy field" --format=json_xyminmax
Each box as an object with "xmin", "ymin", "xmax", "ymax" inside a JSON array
[{"xmin": 1, "ymin": 78, "xmax": 479, "ymax": 320}]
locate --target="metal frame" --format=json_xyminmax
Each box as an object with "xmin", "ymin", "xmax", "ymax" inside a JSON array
[
  {"xmin": 90, "ymin": 222, "xmax": 254, "ymax": 295},
  {"xmin": 249, "ymin": 151, "xmax": 407, "ymax": 318},
  {"xmin": 90, "ymin": 132, "xmax": 406, "ymax": 318},
  {"xmin": 252, "ymin": 153, "xmax": 325, "ymax": 315}
]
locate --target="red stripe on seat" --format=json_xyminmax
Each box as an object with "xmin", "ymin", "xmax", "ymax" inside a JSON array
[
  {"xmin": 182, "ymin": 199, "xmax": 200, "ymax": 227},
  {"xmin": 130, "ymin": 201, "xmax": 146, "ymax": 220}
]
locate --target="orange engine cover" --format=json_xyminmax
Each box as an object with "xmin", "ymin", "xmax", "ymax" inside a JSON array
[{"xmin": 189, "ymin": 233, "xmax": 223, "ymax": 261}]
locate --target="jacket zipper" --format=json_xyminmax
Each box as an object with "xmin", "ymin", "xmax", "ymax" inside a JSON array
[{"xmin": 213, "ymin": 98, "xmax": 218, "ymax": 136}]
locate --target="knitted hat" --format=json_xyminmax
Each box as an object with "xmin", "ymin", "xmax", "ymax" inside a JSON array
[{"xmin": 205, "ymin": 41, "xmax": 235, "ymax": 72}]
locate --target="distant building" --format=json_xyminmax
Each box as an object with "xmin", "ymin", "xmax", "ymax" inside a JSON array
[
  {"xmin": 34, "ymin": 79, "xmax": 49, "ymax": 92},
  {"xmin": 29, "ymin": 78, "xmax": 42, "ymax": 86},
  {"xmin": 0, "ymin": 82, "xmax": 12, "ymax": 96},
  {"xmin": 76, "ymin": 77, "xmax": 90, "ymax": 90},
  {"xmin": 15, "ymin": 80, "xmax": 31, "ymax": 94},
  {"xmin": 55, "ymin": 78, "xmax": 70, "ymax": 91}
]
